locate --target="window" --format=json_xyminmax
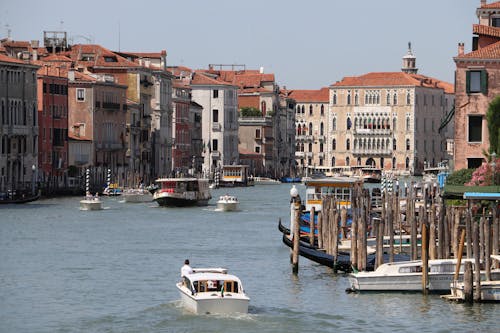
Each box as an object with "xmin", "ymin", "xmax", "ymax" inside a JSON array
[
  {"xmin": 331, "ymin": 157, "xmax": 335, "ymax": 166},
  {"xmin": 493, "ymin": 17, "xmax": 500, "ymax": 27},
  {"xmin": 212, "ymin": 109, "xmax": 219, "ymax": 122},
  {"xmin": 332, "ymin": 139, "xmax": 336, "ymax": 150},
  {"xmin": 321, "ymin": 105, "xmax": 324, "ymax": 116},
  {"xmin": 261, "ymin": 101, "xmax": 267, "ymax": 113},
  {"xmin": 309, "ymin": 105, "xmax": 313, "ymax": 115},
  {"xmin": 406, "ymin": 139, "xmax": 410, "ymax": 151},
  {"xmin": 393, "ymin": 138, "xmax": 397, "ymax": 150},
  {"xmin": 466, "ymin": 70, "xmax": 487, "ymax": 94},
  {"xmin": 406, "ymin": 92, "xmax": 411, "ymax": 105},
  {"xmin": 347, "ymin": 117, "xmax": 352, "ymax": 130},
  {"xmin": 346, "ymin": 139, "xmax": 350, "ymax": 150},
  {"xmin": 308, "ymin": 143, "xmax": 312, "ymax": 152},
  {"xmin": 347, "ymin": 91, "xmax": 351, "ymax": 105},
  {"xmin": 255, "ymin": 129, "xmax": 261, "ymax": 139},
  {"xmin": 333, "ymin": 93, "xmax": 337, "ymax": 105},
  {"xmin": 468, "ymin": 115, "xmax": 482, "ymax": 142},
  {"xmin": 212, "ymin": 139, "xmax": 218, "ymax": 151},
  {"xmin": 320, "ymin": 122, "xmax": 324, "ymax": 135},
  {"xmin": 332, "ymin": 118, "xmax": 337, "ymax": 131},
  {"xmin": 320, "ymin": 143, "xmax": 324, "ymax": 153},
  {"xmin": 309, "ymin": 122, "xmax": 313, "ymax": 134},
  {"xmin": 213, "ymin": 89, "xmax": 219, "ymax": 98},
  {"xmin": 255, "ymin": 146, "xmax": 260, "ymax": 153},
  {"xmin": 76, "ymin": 88, "xmax": 85, "ymax": 102}
]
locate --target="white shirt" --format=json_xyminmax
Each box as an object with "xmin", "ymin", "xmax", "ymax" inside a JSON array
[{"xmin": 181, "ymin": 264, "xmax": 193, "ymax": 277}]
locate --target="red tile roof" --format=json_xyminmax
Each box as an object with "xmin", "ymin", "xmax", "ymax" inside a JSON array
[
  {"xmin": 457, "ymin": 41, "xmax": 500, "ymax": 60},
  {"xmin": 332, "ymin": 72, "xmax": 453, "ymax": 94},
  {"xmin": 473, "ymin": 24, "xmax": 500, "ymax": 38},
  {"xmin": 190, "ymin": 72, "xmax": 233, "ymax": 86},
  {"xmin": 43, "ymin": 54, "xmax": 72, "ymax": 62},
  {"xmin": 61, "ymin": 44, "xmax": 139, "ymax": 69},
  {"xmin": 0, "ymin": 53, "xmax": 25, "ymax": 64},
  {"xmin": 481, "ymin": 1, "xmax": 500, "ymax": 8},
  {"xmin": 214, "ymin": 70, "xmax": 275, "ymax": 89},
  {"xmin": 288, "ymin": 87, "xmax": 330, "ymax": 102}
]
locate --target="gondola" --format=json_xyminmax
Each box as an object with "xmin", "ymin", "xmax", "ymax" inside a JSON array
[
  {"xmin": 278, "ymin": 220, "xmax": 410, "ymax": 272},
  {"xmin": 0, "ymin": 192, "xmax": 41, "ymax": 204}
]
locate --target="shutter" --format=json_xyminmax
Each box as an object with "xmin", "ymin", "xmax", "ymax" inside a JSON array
[
  {"xmin": 481, "ymin": 70, "xmax": 488, "ymax": 94},
  {"xmin": 465, "ymin": 71, "xmax": 471, "ymax": 94}
]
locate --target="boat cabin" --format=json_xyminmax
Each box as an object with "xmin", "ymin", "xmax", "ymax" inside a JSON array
[
  {"xmin": 156, "ymin": 178, "xmax": 209, "ymax": 193},
  {"xmin": 304, "ymin": 177, "xmax": 363, "ymax": 212},
  {"xmin": 186, "ymin": 269, "xmax": 245, "ymax": 295},
  {"xmin": 221, "ymin": 165, "xmax": 252, "ymax": 186}
]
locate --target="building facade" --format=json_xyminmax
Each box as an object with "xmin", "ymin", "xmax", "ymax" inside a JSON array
[
  {"xmin": 0, "ymin": 54, "xmax": 39, "ymax": 194},
  {"xmin": 453, "ymin": 0, "xmax": 500, "ymax": 169}
]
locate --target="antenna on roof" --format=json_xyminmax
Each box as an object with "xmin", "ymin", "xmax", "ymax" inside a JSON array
[
  {"xmin": 5, "ymin": 23, "xmax": 11, "ymax": 39},
  {"xmin": 118, "ymin": 21, "xmax": 121, "ymax": 52}
]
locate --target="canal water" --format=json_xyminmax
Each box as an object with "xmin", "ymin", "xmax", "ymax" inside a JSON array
[{"xmin": 0, "ymin": 184, "xmax": 498, "ymax": 333}]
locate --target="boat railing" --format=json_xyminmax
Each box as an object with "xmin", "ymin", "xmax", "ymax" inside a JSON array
[{"xmin": 192, "ymin": 268, "xmax": 228, "ymax": 274}]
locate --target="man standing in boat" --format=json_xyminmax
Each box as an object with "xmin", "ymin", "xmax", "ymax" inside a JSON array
[{"xmin": 181, "ymin": 259, "xmax": 193, "ymax": 286}]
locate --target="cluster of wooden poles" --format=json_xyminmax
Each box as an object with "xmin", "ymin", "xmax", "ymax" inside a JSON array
[{"xmin": 290, "ymin": 182, "xmax": 500, "ymax": 300}]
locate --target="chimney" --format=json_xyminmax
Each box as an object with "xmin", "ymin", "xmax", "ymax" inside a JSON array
[
  {"xmin": 458, "ymin": 42, "xmax": 465, "ymax": 56},
  {"xmin": 161, "ymin": 50, "xmax": 167, "ymax": 71},
  {"xmin": 68, "ymin": 69, "xmax": 75, "ymax": 82},
  {"xmin": 481, "ymin": 0, "xmax": 486, "ymax": 6},
  {"xmin": 259, "ymin": 66, "xmax": 264, "ymax": 74}
]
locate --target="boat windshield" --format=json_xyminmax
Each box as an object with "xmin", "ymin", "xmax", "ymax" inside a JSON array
[{"xmin": 192, "ymin": 279, "xmax": 239, "ymax": 293}]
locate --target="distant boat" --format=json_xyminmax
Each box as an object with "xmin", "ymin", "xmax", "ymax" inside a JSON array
[
  {"xmin": 280, "ymin": 176, "xmax": 301, "ymax": 183},
  {"xmin": 360, "ymin": 167, "xmax": 382, "ymax": 183},
  {"xmin": 216, "ymin": 195, "xmax": 239, "ymax": 212},
  {"xmin": 0, "ymin": 190, "xmax": 40, "ymax": 204},
  {"xmin": 153, "ymin": 178, "xmax": 211, "ymax": 207},
  {"xmin": 80, "ymin": 193, "xmax": 103, "ymax": 211},
  {"xmin": 254, "ymin": 177, "xmax": 281, "ymax": 185},
  {"xmin": 122, "ymin": 188, "xmax": 152, "ymax": 203},
  {"xmin": 176, "ymin": 267, "xmax": 250, "ymax": 314},
  {"xmin": 103, "ymin": 183, "xmax": 123, "ymax": 196}
]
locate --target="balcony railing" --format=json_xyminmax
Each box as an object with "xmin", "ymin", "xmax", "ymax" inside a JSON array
[
  {"xmin": 354, "ymin": 128, "xmax": 392, "ymax": 135},
  {"xmin": 295, "ymin": 151, "xmax": 305, "ymax": 158},
  {"xmin": 352, "ymin": 148, "xmax": 393, "ymax": 156}
]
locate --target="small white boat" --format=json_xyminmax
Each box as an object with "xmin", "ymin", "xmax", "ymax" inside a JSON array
[
  {"xmin": 176, "ymin": 267, "xmax": 250, "ymax": 314},
  {"xmin": 349, "ymin": 258, "xmax": 500, "ymax": 292},
  {"xmin": 448, "ymin": 255, "xmax": 500, "ymax": 302},
  {"xmin": 80, "ymin": 193, "xmax": 103, "ymax": 211},
  {"xmin": 216, "ymin": 195, "xmax": 239, "ymax": 212},
  {"xmin": 253, "ymin": 177, "xmax": 281, "ymax": 185},
  {"xmin": 122, "ymin": 188, "xmax": 152, "ymax": 203}
]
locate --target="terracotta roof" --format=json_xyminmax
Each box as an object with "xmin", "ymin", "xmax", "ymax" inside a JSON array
[
  {"xmin": 481, "ymin": 1, "xmax": 500, "ymax": 8},
  {"xmin": 43, "ymin": 54, "xmax": 72, "ymax": 62},
  {"xmin": 190, "ymin": 72, "xmax": 233, "ymax": 86},
  {"xmin": 473, "ymin": 24, "xmax": 500, "ymax": 38},
  {"xmin": 117, "ymin": 51, "xmax": 164, "ymax": 59},
  {"xmin": 0, "ymin": 53, "xmax": 25, "ymax": 64},
  {"xmin": 215, "ymin": 70, "xmax": 275, "ymax": 88},
  {"xmin": 288, "ymin": 87, "xmax": 330, "ymax": 102},
  {"xmin": 456, "ymin": 41, "xmax": 500, "ymax": 60},
  {"xmin": 61, "ymin": 44, "xmax": 139, "ymax": 69}
]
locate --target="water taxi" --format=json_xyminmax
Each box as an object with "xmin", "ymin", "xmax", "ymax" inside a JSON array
[
  {"xmin": 153, "ymin": 178, "xmax": 211, "ymax": 207},
  {"xmin": 176, "ymin": 267, "xmax": 250, "ymax": 314},
  {"xmin": 122, "ymin": 188, "xmax": 152, "ymax": 203},
  {"xmin": 216, "ymin": 195, "xmax": 239, "ymax": 212},
  {"xmin": 80, "ymin": 192, "xmax": 103, "ymax": 211}
]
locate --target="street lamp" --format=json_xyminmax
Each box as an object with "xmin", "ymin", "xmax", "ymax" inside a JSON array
[{"xmin": 31, "ymin": 164, "xmax": 36, "ymax": 196}]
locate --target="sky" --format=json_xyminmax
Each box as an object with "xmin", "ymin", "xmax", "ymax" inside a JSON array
[{"xmin": 0, "ymin": 0, "xmax": 478, "ymax": 89}]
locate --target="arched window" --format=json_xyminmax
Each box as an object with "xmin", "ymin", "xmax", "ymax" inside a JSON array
[
  {"xmin": 393, "ymin": 138, "xmax": 397, "ymax": 150},
  {"xmin": 332, "ymin": 118, "xmax": 337, "ymax": 131},
  {"xmin": 296, "ymin": 105, "xmax": 300, "ymax": 114},
  {"xmin": 380, "ymin": 157, "xmax": 384, "ymax": 169},
  {"xmin": 357, "ymin": 157, "xmax": 361, "ymax": 166},
  {"xmin": 301, "ymin": 105, "xmax": 305, "ymax": 114},
  {"xmin": 386, "ymin": 92, "xmax": 391, "ymax": 105},
  {"xmin": 347, "ymin": 117, "xmax": 352, "ymax": 130},
  {"xmin": 347, "ymin": 91, "xmax": 351, "ymax": 105},
  {"xmin": 393, "ymin": 117, "xmax": 397, "ymax": 130},
  {"xmin": 308, "ymin": 143, "xmax": 312, "ymax": 152},
  {"xmin": 406, "ymin": 92, "xmax": 411, "ymax": 105},
  {"xmin": 393, "ymin": 92, "xmax": 397, "ymax": 105},
  {"xmin": 301, "ymin": 143, "xmax": 304, "ymax": 152},
  {"xmin": 355, "ymin": 93, "xmax": 359, "ymax": 105},
  {"xmin": 393, "ymin": 157, "xmax": 397, "ymax": 169},
  {"xmin": 406, "ymin": 139, "xmax": 410, "ymax": 151},
  {"xmin": 333, "ymin": 93, "xmax": 337, "ymax": 105},
  {"xmin": 309, "ymin": 122, "xmax": 313, "ymax": 134},
  {"xmin": 405, "ymin": 157, "xmax": 410, "ymax": 169},
  {"xmin": 406, "ymin": 116, "xmax": 411, "ymax": 131},
  {"xmin": 346, "ymin": 156, "xmax": 350, "ymax": 166},
  {"xmin": 297, "ymin": 126, "xmax": 301, "ymax": 136},
  {"xmin": 309, "ymin": 105, "xmax": 313, "ymax": 115},
  {"xmin": 320, "ymin": 143, "xmax": 324, "ymax": 152},
  {"xmin": 332, "ymin": 139, "xmax": 336, "ymax": 150},
  {"xmin": 320, "ymin": 122, "xmax": 324, "ymax": 135},
  {"xmin": 320, "ymin": 105, "xmax": 324, "ymax": 116},
  {"xmin": 346, "ymin": 138, "xmax": 350, "ymax": 150},
  {"xmin": 331, "ymin": 157, "xmax": 336, "ymax": 166}
]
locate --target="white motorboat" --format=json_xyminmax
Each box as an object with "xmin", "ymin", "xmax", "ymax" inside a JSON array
[
  {"xmin": 349, "ymin": 258, "xmax": 500, "ymax": 292},
  {"xmin": 122, "ymin": 188, "xmax": 152, "ymax": 203},
  {"xmin": 176, "ymin": 268, "xmax": 250, "ymax": 315},
  {"xmin": 80, "ymin": 193, "xmax": 103, "ymax": 211},
  {"xmin": 448, "ymin": 255, "xmax": 500, "ymax": 302},
  {"xmin": 153, "ymin": 178, "xmax": 211, "ymax": 207},
  {"xmin": 216, "ymin": 195, "xmax": 239, "ymax": 212},
  {"xmin": 253, "ymin": 177, "xmax": 281, "ymax": 185}
]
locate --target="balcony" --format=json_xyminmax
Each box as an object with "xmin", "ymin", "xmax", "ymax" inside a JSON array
[
  {"xmin": 352, "ymin": 148, "xmax": 393, "ymax": 156},
  {"xmin": 304, "ymin": 135, "xmax": 314, "ymax": 142},
  {"xmin": 306, "ymin": 152, "xmax": 313, "ymax": 158},
  {"xmin": 295, "ymin": 151, "xmax": 305, "ymax": 158},
  {"xmin": 318, "ymin": 135, "xmax": 326, "ymax": 142},
  {"xmin": 354, "ymin": 127, "xmax": 392, "ymax": 135},
  {"xmin": 211, "ymin": 151, "xmax": 220, "ymax": 158},
  {"xmin": 318, "ymin": 152, "xmax": 325, "ymax": 159},
  {"xmin": 102, "ymin": 102, "xmax": 121, "ymax": 110}
]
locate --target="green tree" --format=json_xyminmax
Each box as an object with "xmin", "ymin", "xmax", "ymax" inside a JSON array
[
  {"xmin": 445, "ymin": 168, "xmax": 474, "ymax": 186},
  {"xmin": 486, "ymin": 95, "xmax": 500, "ymax": 155},
  {"xmin": 240, "ymin": 107, "xmax": 262, "ymax": 117}
]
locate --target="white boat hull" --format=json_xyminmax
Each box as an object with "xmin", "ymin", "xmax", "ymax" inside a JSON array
[
  {"xmin": 80, "ymin": 199, "xmax": 103, "ymax": 211},
  {"xmin": 216, "ymin": 202, "xmax": 239, "ymax": 212},
  {"xmin": 176, "ymin": 283, "xmax": 249, "ymax": 314},
  {"xmin": 350, "ymin": 271, "xmax": 500, "ymax": 292},
  {"xmin": 123, "ymin": 190, "xmax": 152, "ymax": 203},
  {"xmin": 450, "ymin": 280, "xmax": 500, "ymax": 302}
]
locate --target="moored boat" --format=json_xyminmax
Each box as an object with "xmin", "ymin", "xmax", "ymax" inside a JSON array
[
  {"xmin": 176, "ymin": 267, "xmax": 250, "ymax": 314},
  {"xmin": 348, "ymin": 258, "xmax": 500, "ymax": 293},
  {"xmin": 216, "ymin": 195, "xmax": 239, "ymax": 212},
  {"xmin": 153, "ymin": 178, "xmax": 211, "ymax": 207},
  {"xmin": 254, "ymin": 177, "xmax": 281, "ymax": 185}
]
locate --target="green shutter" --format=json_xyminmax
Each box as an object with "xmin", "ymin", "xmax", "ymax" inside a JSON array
[
  {"xmin": 465, "ymin": 71, "xmax": 471, "ymax": 94},
  {"xmin": 481, "ymin": 70, "xmax": 488, "ymax": 94}
]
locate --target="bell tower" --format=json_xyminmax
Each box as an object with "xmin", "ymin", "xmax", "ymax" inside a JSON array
[{"xmin": 402, "ymin": 42, "xmax": 418, "ymax": 74}]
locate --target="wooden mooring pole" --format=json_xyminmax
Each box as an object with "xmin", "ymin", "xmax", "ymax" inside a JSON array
[{"xmin": 292, "ymin": 201, "xmax": 300, "ymax": 274}]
